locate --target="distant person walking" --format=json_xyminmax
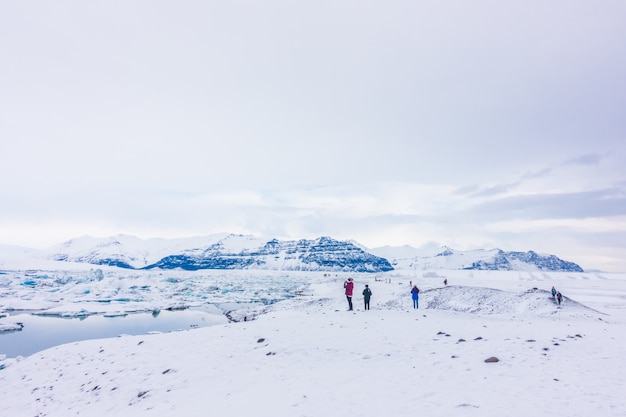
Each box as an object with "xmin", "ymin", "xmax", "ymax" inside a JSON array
[
  {"xmin": 556, "ymin": 291, "xmax": 562, "ymax": 305},
  {"xmin": 411, "ymin": 285, "xmax": 420, "ymax": 309},
  {"xmin": 443, "ymin": 279, "xmax": 448, "ymax": 286},
  {"xmin": 363, "ymin": 284, "xmax": 372, "ymax": 310},
  {"xmin": 344, "ymin": 278, "xmax": 354, "ymax": 311},
  {"xmin": 551, "ymin": 286, "xmax": 557, "ymax": 299}
]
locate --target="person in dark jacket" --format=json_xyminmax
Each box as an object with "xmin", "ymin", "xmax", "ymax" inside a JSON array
[
  {"xmin": 556, "ymin": 291, "xmax": 563, "ymax": 305},
  {"xmin": 344, "ymin": 278, "xmax": 354, "ymax": 311},
  {"xmin": 411, "ymin": 285, "xmax": 420, "ymax": 309},
  {"xmin": 363, "ymin": 284, "xmax": 372, "ymax": 310}
]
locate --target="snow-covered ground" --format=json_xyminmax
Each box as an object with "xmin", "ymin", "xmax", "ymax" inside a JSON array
[{"xmin": 1, "ymin": 266, "xmax": 625, "ymax": 417}]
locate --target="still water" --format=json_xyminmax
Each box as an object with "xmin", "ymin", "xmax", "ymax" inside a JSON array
[{"xmin": 0, "ymin": 309, "xmax": 228, "ymax": 358}]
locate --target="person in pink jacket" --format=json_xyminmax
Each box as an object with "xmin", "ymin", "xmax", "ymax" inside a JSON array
[{"xmin": 344, "ymin": 278, "xmax": 354, "ymax": 311}]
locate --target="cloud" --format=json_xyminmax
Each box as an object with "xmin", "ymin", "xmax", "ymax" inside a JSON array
[
  {"xmin": 520, "ymin": 168, "xmax": 552, "ymax": 180},
  {"xmin": 563, "ymin": 154, "xmax": 603, "ymax": 167},
  {"xmin": 463, "ymin": 188, "xmax": 626, "ymax": 222},
  {"xmin": 465, "ymin": 182, "xmax": 521, "ymax": 198},
  {"xmin": 452, "ymin": 185, "xmax": 480, "ymax": 196}
]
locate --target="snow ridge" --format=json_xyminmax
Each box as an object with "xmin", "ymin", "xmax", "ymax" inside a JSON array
[{"xmin": 422, "ymin": 286, "xmax": 600, "ymax": 316}]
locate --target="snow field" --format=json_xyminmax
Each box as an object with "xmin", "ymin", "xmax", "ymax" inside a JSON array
[{"xmin": 0, "ymin": 270, "xmax": 625, "ymax": 417}]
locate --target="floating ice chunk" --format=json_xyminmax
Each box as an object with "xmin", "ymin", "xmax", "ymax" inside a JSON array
[
  {"xmin": 33, "ymin": 308, "xmax": 93, "ymax": 318},
  {"xmin": 0, "ymin": 322, "xmax": 24, "ymax": 332},
  {"xmin": 90, "ymin": 268, "xmax": 104, "ymax": 281},
  {"xmin": 165, "ymin": 304, "xmax": 188, "ymax": 311}
]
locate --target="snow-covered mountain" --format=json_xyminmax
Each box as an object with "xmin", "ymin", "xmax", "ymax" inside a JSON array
[
  {"xmin": 44, "ymin": 234, "xmax": 394, "ymax": 273},
  {"xmin": 0, "ymin": 234, "xmax": 584, "ymax": 272},
  {"xmin": 370, "ymin": 245, "xmax": 584, "ymax": 272}
]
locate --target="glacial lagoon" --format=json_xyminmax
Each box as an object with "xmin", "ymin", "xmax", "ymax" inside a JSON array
[
  {"xmin": 0, "ymin": 308, "xmax": 228, "ymax": 358},
  {"xmin": 0, "ymin": 269, "xmax": 313, "ymax": 359}
]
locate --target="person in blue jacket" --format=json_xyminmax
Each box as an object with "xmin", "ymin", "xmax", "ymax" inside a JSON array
[{"xmin": 411, "ymin": 285, "xmax": 420, "ymax": 309}]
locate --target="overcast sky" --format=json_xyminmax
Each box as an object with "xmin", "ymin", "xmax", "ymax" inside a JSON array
[{"xmin": 1, "ymin": 1, "xmax": 625, "ymax": 271}]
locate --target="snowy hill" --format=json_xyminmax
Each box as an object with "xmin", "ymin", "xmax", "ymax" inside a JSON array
[
  {"xmin": 371, "ymin": 245, "xmax": 584, "ymax": 272},
  {"xmin": 421, "ymin": 285, "xmax": 598, "ymax": 316}
]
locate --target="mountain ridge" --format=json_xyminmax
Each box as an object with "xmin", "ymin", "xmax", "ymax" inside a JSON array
[
  {"xmin": 371, "ymin": 245, "xmax": 584, "ymax": 272},
  {"xmin": 0, "ymin": 234, "xmax": 584, "ymax": 272},
  {"xmin": 44, "ymin": 234, "xmax": 394, "ymax": 273}
]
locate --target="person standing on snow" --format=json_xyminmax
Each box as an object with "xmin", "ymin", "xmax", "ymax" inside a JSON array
[
  {"xmin": 551, "ymin": 286, "xmax": 557, "ymax": 299},
  {"xmin": 363, "ymin": 284, "xmax": 372, "ymax": 310},
  {"xmin": 556, "ymin": 291, "xmax": 563, "ymax": 305},
  {"xmin": 344, "ymin": 278, "xmax": 354, "ymax": 311},
  {"xmin": 411, "ymin": 285, "xmax": 420, "ymax": 309}
]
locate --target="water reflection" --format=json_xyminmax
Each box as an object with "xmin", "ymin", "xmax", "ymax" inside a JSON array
[{"xmin": 0, "ymin": 308, "xmax": 228, "ymax": 358}]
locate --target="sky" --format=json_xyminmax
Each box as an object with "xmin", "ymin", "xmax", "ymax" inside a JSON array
[{"xmin": 1, "ymin": 1, "xmax": 626, "ymax": 271}]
